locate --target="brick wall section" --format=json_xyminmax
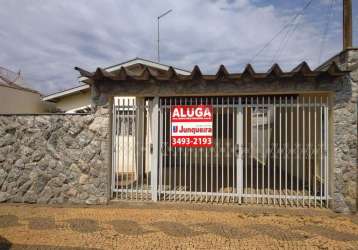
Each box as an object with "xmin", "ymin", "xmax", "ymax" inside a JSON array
[{"xmin": 0, "ymin": 107, "xmax": 110, "ymax": 204}]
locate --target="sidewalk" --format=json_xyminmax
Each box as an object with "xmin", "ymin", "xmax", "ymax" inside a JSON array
[{"xmin": 0, "ymin": 202, "xmax": 357, "ymax": 249}]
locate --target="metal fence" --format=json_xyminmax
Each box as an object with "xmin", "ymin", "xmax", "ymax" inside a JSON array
[{"xmin": 112, "ymin": 95, "xmax": 330, "ymax": 207}]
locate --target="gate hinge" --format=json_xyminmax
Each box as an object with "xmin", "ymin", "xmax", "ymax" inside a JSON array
[{"xmin": 150, "ymin": 143, "xmax": 153, "ymax": 154}]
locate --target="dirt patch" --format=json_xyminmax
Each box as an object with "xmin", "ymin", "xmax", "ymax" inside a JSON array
[
  {"xmin": 248, "ymin": 224, "xmax": 310, "ymax": 241},
  {"xmin": 197, "ymin": 222, "xmax": 253, "ymax": 239},
  {"xmin": 28, "ymin": 217, "xmax": 57, "ymax": 230},
  {"xmin": 65, "ymin": 219, "xmax": 99, "ymax": 233},
  {"xmin": 298, "ymin": 224, "xmax": 358, "ymax": 242},
  {"xmin": 150, "ymin": 221, "xmax": 204, "ymax": 237},
  {"xmin": 0, "ymin": 215, "xmax": 19, "ymax": 228},
  {"xmin": 350, "ymin": 216, "xmax": 358, "ymax": 225},
  {"xmin": 110, "ymin": 220, "xmax": 152, "ymax": 236}
]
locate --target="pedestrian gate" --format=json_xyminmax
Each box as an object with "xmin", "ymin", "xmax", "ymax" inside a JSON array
[{"xmin": 112, "ymin": 95, "xmax": 330, "ymax": 207}]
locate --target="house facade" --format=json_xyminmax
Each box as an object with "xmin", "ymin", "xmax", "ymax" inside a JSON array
[
  {"xmin": 0, "ymin": 51, "xmax": 356, "ymax": 213},
  {"xmin": 75, "ymin": 49, "xmax": 357, "ymax": 213}
]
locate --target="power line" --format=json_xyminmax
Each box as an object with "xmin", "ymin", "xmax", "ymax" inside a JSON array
[
  {"xmin": 249, "ymin": 0, "xmax": 314, "ymax": 64},
  {"xmin": 271, "ymin": 15, "xmax": 302, "ymax": 64},
  {"xmin": 318, "ymin": 0, "xmax": 335, "ymax": 64}
]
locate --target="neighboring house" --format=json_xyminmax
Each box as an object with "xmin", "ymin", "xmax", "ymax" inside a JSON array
[
  {"xmin": 0, "ymin": 66, "xmax": 47, "ymax": 114},
  {"xmin": 42, "ymin": 58, "xmax": 190, "ymax": 113}
]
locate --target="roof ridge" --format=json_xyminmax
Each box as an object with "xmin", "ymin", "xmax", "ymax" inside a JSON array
[
  {"xmin": 103, "ymin": 57, "xmax": 191, "ymax": 73},
  {"xmin": 76, "ymin": 61, "xmax": 348, "ymax": 83}
]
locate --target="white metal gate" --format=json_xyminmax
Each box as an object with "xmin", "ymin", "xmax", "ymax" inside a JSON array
[
  {"xmin": 112, "ymin": 97, "xmax": 153, "ymax": 200},
  {"xmin": 112, "ymin": 95, "xmax": 330, "ymax": 207}
]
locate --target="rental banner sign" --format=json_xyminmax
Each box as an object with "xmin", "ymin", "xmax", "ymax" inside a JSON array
[{"xmin": 171, "ymin": 105, "xmax": 213, "ymax": 147}]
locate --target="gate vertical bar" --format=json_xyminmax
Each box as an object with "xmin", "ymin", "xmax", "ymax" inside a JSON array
[
  {"xmin": 151, "ymin": 97, "xmax": 159, "ymax": 201},
  {"xmin": 135, "ymin": 99, "xmax": 139, "ymax": 200},
  {"xmin": 216, "ymin": 97, "xmax": 219, "ymax": 203},
  {"xmin": 325, "ymin": 97, "xmax": 329, "ymax": 207},
  {"xmin": 221, "ymin": 97, "xmax": 224, "ymax": 203},
  {"xmin": 174, "ymin": 97, "xmax": 177, "ymax": 201},
  {"xmin": 262, "ymin": 96, "xmax": 265, "ymax": 204},
  {"xmin": 226, "ymin": 96, "xmax": 230, "ymax": 203},
  {"xmin": 184, "ymin": 97, "xmax": 187, "ymax": 201},
  {"xmin": 296, "ymin": 96, "xmax": 299, "ymax": 206},
  {"xmin": 200, "ymin": 97, "xmax": 203, "ymax": 201},
  {"xmin": 206, "ymin": 98, "xmax": 209, "ymax": 202},
  {"xmin": 279, "ymin": 96, "xmax": 282, "ymax": 205},
  {"xmin": 302, "ymin": 96, "xmax": 305, "ymax": 207},
  {"xmin": 290, "ymin": 96, "xmax": 293, "ymax": 205},
  {"xmin": 245, "ymin": 97, "xmax": 248, "ymax": 203},
  {"xmin": 199, "ymin": 97, "xmax": 203, "ymax": 201},
  {"xmin": 159, "ymin": 98, "xmax": 163, "ymax": 200},
  {"xmin": 250, "ymin": 97, "xmax": 254, "ymax": 203},
  {"xmin": 126, "ymin": 98, "xmax": 129, "ymax": 199},
  {"xmin": 256, "ymin": 96, "xmax": 259, "ymax": 204},
  {"xmin": 285, "ymin": 96, "xmax": 288, "ymax": 206},
  {"xmin": 273, "ymin": 96, "xmax": 276, "ymax": 205},
  {"xmin": 163, "ymin": 98, "xmax": 167, "ymax": 201},
  {"xmin": 237, "ymin": 98, "xmax": 243, "ymax": 204},
  {"xmin": 141, "ymin": 100, "xmax": 145, "ymax": 199},
  {"xmin": 320, "ymin": 96, "xmax": 323, "ymax": 207},
  {"xmin": 131, "ymin": 98, "xmax": 135, "ymax": 199},
  {"xmin": 232, "ymin": 97, "xmax": 235, "ymax": 203},
  {"xmin": 121, "ymin": 98, "xmax": 125, "ymax": 199},
  {"xmin": 308, "ymin": 96, "xmax": 311, "ymax": 207},
  {"xmin": 189, "ymin": 98, "xmax": 192, "ymax": 201},
  {"xmin": 267, "ymin": 97, "xmax": 271, "ymax": 204},
  {"xmin": 211, "ymin": 97, "xmax": 214, "ymax": 202},
  {"xmin": 314, "ymin": 96, "xmax": 317, "ymax": 207},
  {"xmin": 179, "ymin": 97, "xmax": 182, "ymax": 201},
  {"xmin": 111, "ymin": 98, "xmax": 116, "ymax": 198},
  {"xmin": 147, "ymin": 100, "xmax": 151, "ymax": 200},
  {"xmin": 195, "ymin": 98, "xmax": 198, "ymax": 201},
  {"xmin": 169, "ymin": 98, "xmax": 172, "ymax": 201},
  {"xmin": 116, "ymin": 98, "xmax": 120, "ymax": 199}
]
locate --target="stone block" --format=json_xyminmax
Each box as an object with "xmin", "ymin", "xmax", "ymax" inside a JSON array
[{"xmin": 0, "ymin": 192, "xmax": 10, "ymax": 202}]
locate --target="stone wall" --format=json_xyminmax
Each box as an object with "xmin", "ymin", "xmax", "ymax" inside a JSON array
[
  {"xmin": 314, "ymin": 49, "xmax": 358, "ymax": 213},
  {"xmin": 0, "ymin": 108, "xmax": 110, "ymax": 204},
  {"xmin": 327, "ymin": 49, "xmax": 358, "ymax": 213}
]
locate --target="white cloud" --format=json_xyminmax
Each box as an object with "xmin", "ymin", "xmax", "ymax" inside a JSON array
[{"xmin": 0, "ymin": 0, "xmax": 343, "ymax": 94}]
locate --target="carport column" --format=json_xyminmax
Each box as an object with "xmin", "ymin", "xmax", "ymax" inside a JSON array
[{"xmin": 150, "ymin": 96, "xmax": 159, "ymax": 201}]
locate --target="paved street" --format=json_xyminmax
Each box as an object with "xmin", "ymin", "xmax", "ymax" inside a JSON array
[{"xmin": 0, "ymin": 202, "xmax": 357, "ymax": 249}]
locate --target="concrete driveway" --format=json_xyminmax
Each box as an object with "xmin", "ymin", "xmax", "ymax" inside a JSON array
[{"xmin": 0, "ymin": 202, "xmax": 357, "ymax": 249}]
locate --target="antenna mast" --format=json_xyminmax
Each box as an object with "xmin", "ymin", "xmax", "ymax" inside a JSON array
[{"xmin": 157, "ymin": 9, "xmax": 173, "ymax": 62}]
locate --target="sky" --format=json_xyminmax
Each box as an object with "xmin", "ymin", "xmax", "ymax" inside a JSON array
[{"xmin": 0, "ymin": 0, "xmax": 357, "ymax": 95}]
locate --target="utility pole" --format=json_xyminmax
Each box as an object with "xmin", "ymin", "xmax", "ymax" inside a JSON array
[
  {"xmin": 157, "ymin": 9, "xmax": 172, "ymax": 62},
  {"xmin": 343, "ymin": 0, "xmax": 352, "ymax": 50}
]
